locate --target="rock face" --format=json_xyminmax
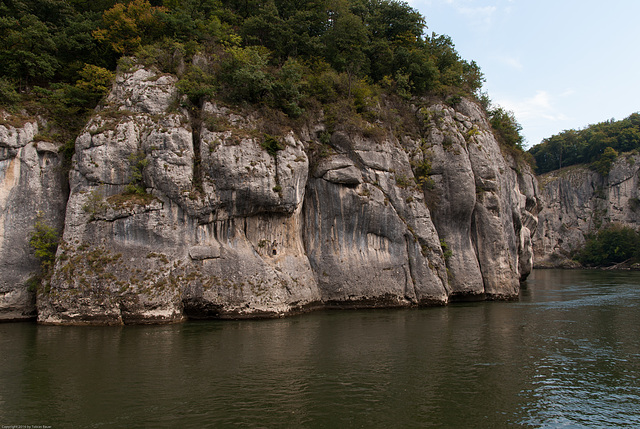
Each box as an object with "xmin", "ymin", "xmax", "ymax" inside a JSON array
[
  {"xmin": 0, "ymin": 65, "xmax": 540, "ymax": 324},
  {"xmin": 0, "ymin": 114, "xmax": 68, "ymax": 320},
  {"xmin": 533, "ymin": 155, "xmax": 640, "ymax": 267},
  {"xmin": 420, "ymin": 102, "xmax": 540, "ymax": 296}
]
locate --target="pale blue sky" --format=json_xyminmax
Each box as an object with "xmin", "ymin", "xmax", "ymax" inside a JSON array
[{"xmin": 407, "ymin": 0, "xmax": 640, "ymax": 148}]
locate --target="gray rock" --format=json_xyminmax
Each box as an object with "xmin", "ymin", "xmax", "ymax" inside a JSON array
[
  {"xmin": 0, "ymin": 117, "xmax": 68, "ymax": 320},
  {"xmin": 0, "ymin": 62, "xmax": 540, "ymax": 324},
  {"xmin": 420, "ymin": 99, "xmax": 539, "ymax": 298},
  {"xmin": 533, "ymin": 154, "xmax": 640, "ymax": 267},
  {"xmin": 314, "ymin": 155, "xmax": 355, "ymax": 177},
  {"xmin": 189, "ymin": 245, "xmax": 221, "ymax": 260},
  {"xmin": 322, "ymin": 165, "xmax": 362, "ymax": 185}
]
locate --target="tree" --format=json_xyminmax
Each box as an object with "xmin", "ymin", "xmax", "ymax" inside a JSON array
[
  {"xmin": 0, "ymin": 77, "xmax": 20, "ymax": 105},
  {"xmin": 489, "ymin": 106, "xmax": 524, "ymax": 149},
  {"xmin": 92, "ymin": 0, "xmax": 166, "ymax": 54},
  {"xmin": 218, "ymin": 45, "xmax": 274, "ymax": 102},
  {"xmin": 576, "ymin": 224, "xmax": 640, "ymax": 266},
  {"xmin": 359, "ymin": 0, "xmax": 425, "ymax": 42},
  {"xmin": 75, "ymin": 63, "xmax": 114, "ymax": 103},
  {"xmin": 591, "ymin": 146, "xmax": 618, "ymax": 176},
  {"xmin": 0, "ymin": 14, "xmax": 59, "ymax": 86},
  {"xmin": 29, "ymin": 213, "xmax": 59, "ymax": 276},
  {"xmin": 272, "ymin": 57, "xmax": 305, "ymax": 117},
  {"xmin": 323, "ymin": 2, "xmax": 368, "ymax": 96},
  {"xmin": 176, "ymin": 65, "xmax": 217, "ymax": 105}
]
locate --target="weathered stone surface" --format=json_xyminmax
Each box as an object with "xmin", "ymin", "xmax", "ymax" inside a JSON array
[
  {"xmin": 0, "ymin": 116, "xmax": 68, "ymax": 320},
  {"xmin": 189, "ymin": 245, "xmax": 221, "ymax": 260},
  {"xmin": 322, "ymin": 165, "xmax": 362, "ymax": 185},
  {"xmin": 37, "ymin": 66, "xmax": 321, "ymax": 324},
  {"xmin": 420, "ymin": 99, "xmax": 540, "ymax": 299},
  {"xmin": 106, "ymin": 68, "xmax": 178, "ymax": 115},
  {"xmin": 533, "ymin": 154, "xmax": 640, "ymax": 267},
  {"xmin": 0, "ymin": 64, "xmax": 540, "ymax": 324}
]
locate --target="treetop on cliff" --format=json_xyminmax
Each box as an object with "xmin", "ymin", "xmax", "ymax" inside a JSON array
[
  {"xmin": 0, "ymin": 0, "xmax": 484, "ymax": 102},
  {"xmin": 529, "ymin": 113, "xmax": 640, "ymax": 175},
  {"xmin": 0, "ymin": 0, "xmax": 531, "ymax": 153}
]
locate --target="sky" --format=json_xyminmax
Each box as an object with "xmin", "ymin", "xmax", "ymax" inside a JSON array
[{"xmin": 406, "ymin": 0, "xmax": 640, "ymax": 148}]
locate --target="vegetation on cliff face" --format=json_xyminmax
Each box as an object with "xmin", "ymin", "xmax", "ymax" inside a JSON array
[
  {"xmin": 0, "ymin": 0, "xmax": 525, "ymax": 155},
  {"xmin": 529, "ymin": 113, "xmax": 640, "ymax": 175},
  {"xmin": 28, "ymin": 212, "xmax": 60, "ymax": 289}
]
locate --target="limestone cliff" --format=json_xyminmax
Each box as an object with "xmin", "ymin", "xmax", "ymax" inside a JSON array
[
  {"xmin": 0, "ymin": 114, "xmax": 68, "ymax": 320},
  {"xmin": 533, "ymin": 154, "xmax": 640, "ymax": 267},
  {"xmin": 1, "ymin": 65, "xmax": 539, "ymax": 324}
]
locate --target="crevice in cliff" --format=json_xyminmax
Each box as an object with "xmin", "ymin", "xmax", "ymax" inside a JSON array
[
  {"xmin": 274, "ymin": 156, "xmax": 282, "ymax": 197},
  {"xmin": 403, "ymin": 236, "xmax": 418, "ymax": 303},
  {"xmin": 189, "ymin": 104, "xmax": 204, "ymax": 194},
  {"xmin": 262, "ymin": 135, "xmax": 283, "ymax": 197},
  {"xmin": 469, "ymin": 207, "xmax": 488, "ymax": 294},
  {"xmin": 608, "ymin": 166, "xmax": 640, "ymax": 187}
]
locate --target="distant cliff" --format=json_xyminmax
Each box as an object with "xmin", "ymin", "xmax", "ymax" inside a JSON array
[
  {"xmin": 533, "ymin": 154, "xmax": 640, "ymax": 267},
  {"xmin": 0, "ymin": 65, "xmax": 539, "ymax": 324}
]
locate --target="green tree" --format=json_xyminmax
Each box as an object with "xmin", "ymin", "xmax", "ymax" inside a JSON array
[
  {"xmin": 576, "ymin": 224, "xmax": 640, "ymax": 266},
  {"xmin": 359, "ymin": 0, "xmax": 425, "ymax": 41},
  {"xmin": 160, "ymin": 0, "xmax": 226, "ymax": 43},
  {"xmin": 489, "ymin": 106, "xmax": 524, "ymax": 149},
  {"xmin": 0, "ymin": 77, "xmax": 20, "ymax": 105},
  {"xmin": 93, "ymin": 0, "xmax": 167, "ymax": 54},
  {"xmin": 176, "ymin": 65, "xmax": 217, "ymax": 105},
  {"xmin": 272, "ymin": 57, "xmax": 305, "ymax": 117},
  {"xmin": 0, "ymin": 14, "xmax": 59, "ymax": 86},
  {"xmin": 323, "ymin": 3, "xmax": 368, "ymax": 96},
  {"xmin": 29, "ymin": 213, "xmax": 59, "ymax": 275},
  {"xmin": 75, "ymin": 63, "xmax": 114, "ymax": 104},
  {"xmin": 219, "ymin": 45, "xmax": 274, "ymax": 102},
  {"xmin": 592, "ymin": 146, "xmax": 618, "ymax": 176}
]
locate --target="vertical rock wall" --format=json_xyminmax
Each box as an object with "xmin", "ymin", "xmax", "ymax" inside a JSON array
[
  {"xmin": 0, "ymin": 115, "xmax": 68, "ymax": 320},
  {"xmin": 419, "ymin": 100, "xmax": 539, "ymax": 299},
  {"xmin": 533, "ymin": 154, "xmax": 640, "ymax": 267},
  {"xmin": 0, "ymin": 65, "xmax": 540, "ymax": 324}
]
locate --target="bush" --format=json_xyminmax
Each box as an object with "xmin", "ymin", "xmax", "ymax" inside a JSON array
[
  {"xmin": 305, "ymin": 60, "xmax": 341, "ymax": 104},
  {"xmin": 218, "ymin": 46, "xmax": 273, "ymax": 103},
  {"xmin": 440, "ymin": 239, "xmax": 453, "ymax": 261},
  {"xmin": 412, "ymin": 157, "xmax": 434, "ymax": 189},
  {"xmin": 125, "ymin": 151, "xmax": 149, "ymax": 194},
  {"xmin": 271, "ymin": 58, "xmax": 304, "ymax": 117},
  {"xmin": 176, "ymin": 65, "xmax": 217, "ymax": 105},
  {"xmin": 75, "ymin": 64, "xmax": 115, "ymax": 104},
  {"xmin": 29, "ymin": 213, "xmax": 59, "ymax": 276},
  {"xmin": 575, "ymin": 223, "xmax": 640, "ymax": 266},
  {"xmin": 135, "ymin": 40, "xmax": 189, "ymax": 74},
  {"xmin": 489, "ymin": 106, "xmax": 524, "ymax": 149},
  {"xmin": 261, "ymin": 134, "xmax": 284, "ymax": 157}
]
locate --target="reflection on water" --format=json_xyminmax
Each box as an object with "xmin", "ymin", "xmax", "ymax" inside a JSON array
[{"xmin": 1, "ymin": 269, "xmax": 639, "ymax": 428}]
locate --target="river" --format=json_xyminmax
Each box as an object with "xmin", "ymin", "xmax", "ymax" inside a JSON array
[{"xmin": 1, "ymin": 269, "xmax": 639, "ymax": 428}]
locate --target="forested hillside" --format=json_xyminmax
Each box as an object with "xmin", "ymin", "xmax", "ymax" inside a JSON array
[
  {"xmin": 0, "ymin": 0, "xmax": 526, "ymax": 149},
  {"xmin": 0, "ymin": 0, "xmax": 482, "ymax": 92},
  {"xmin": 529, "ymin": 113, "xmax": 640, "ymax": 175}
]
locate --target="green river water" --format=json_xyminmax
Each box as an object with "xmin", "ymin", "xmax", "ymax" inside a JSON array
[{"xmin": 1, "ymin": 269, "xmax": 639, "ymax": 428}]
